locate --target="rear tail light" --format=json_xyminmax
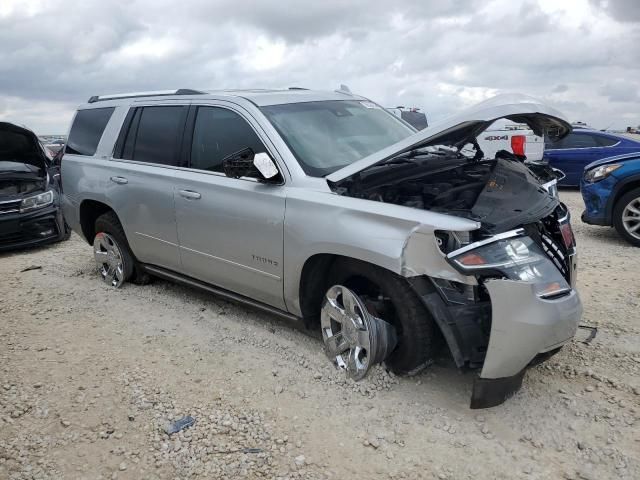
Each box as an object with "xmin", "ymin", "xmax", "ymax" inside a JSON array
[{"xmin": 511, "ymin": 135, "xmax": 526, "ymax": 156}]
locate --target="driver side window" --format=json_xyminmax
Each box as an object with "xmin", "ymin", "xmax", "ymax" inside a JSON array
[{"xmin": 190, "ymin": 106, "xmax": 267, "ymax": 174}]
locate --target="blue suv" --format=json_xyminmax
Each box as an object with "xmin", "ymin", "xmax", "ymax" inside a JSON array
[{"xmin": 581, "ymin": 152, "xmax": 640, "ymax": 246}]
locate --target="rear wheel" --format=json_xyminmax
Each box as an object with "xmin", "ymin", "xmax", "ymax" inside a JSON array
[
  {"xmin": 613, "ymin": 187, "xmax": 640, "ymax": 247},
  {"xmin": 324, "ymin": 259, "xmax": 437, "ymax": 376},
  {"xmin": 93, "ymin": 212, "xmax": 135, "ymax": 287}
]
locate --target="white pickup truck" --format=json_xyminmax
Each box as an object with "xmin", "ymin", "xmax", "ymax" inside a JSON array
[{"xmin": 475, "ymin": 122, "xmax": 544, "ymax": 161}]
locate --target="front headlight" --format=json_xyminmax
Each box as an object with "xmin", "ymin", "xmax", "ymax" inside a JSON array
[
  {"xmin": 20, "ymin": 190, "xmax": 54, "ymax": 212},
  {"xmin": 584, "ymin": 164, "xmax": 621, "ymax": 183},
  {"xmin": 447, "ymin": 235, "xmax": 570, "ymax": 298}
]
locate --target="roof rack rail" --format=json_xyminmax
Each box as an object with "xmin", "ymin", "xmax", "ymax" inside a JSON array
[
  {"xmin": 87, "ymin": 89, "xmax": 206, "ymax": 103},
  {"xmin": 288, "ymin": 87, "xmax": 309, "ymax": 90}
]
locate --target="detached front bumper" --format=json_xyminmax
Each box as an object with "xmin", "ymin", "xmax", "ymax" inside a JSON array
[
  {"xmin": 0, "ymin": 204, "xmax": 66, "ymax": 251},
  {"xmin": 470, "ymin": 279, "xmax": 582, "ymax": 408}
]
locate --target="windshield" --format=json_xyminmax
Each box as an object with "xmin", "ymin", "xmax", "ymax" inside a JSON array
[{"xmin": 261, "ymin": 100, "xmax": 415, "ymax": 177}]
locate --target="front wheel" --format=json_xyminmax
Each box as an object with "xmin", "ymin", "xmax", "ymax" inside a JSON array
[
  {"xmin": 324, "ymin": 259, "xmax": 438, "ymax": 378},
  {"xmin": 613, "ymin": 187, "xmax": 640, "ymax": 247}
]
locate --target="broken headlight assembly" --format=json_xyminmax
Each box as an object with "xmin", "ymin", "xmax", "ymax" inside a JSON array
[
  {"xmin": 446, "ymin": 232, "xmax": 571, "ymax": 299},
  {"xmin": 20, "ymin": 190, "xmax": 54, "ymax": 213}
]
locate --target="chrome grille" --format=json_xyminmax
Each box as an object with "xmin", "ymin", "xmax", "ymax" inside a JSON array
[
  {"xmin": 527, "ymin": 204, "xmax": 576, "ymax": 286},
  {"xmin": 540, "ymin": 232, "xmax": 570, "ymax": 281},
  {"xmin": 0, "ymin": 200, "xmax": 21, "ymax": 215}
]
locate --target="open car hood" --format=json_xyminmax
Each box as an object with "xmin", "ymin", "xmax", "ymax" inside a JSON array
[
  {"xmin": 327, "ymin": 94, "xmax": 570, "ymax": 183},
  {"xmin": 0, "ymin": 122, "xmax": 49, "ymax": 171}
]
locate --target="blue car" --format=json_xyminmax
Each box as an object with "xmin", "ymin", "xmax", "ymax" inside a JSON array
[
  {"xmin": 581, "ymin": 153, "xmax": 640, "ymax": 246},
  {"xmin": 544, "ymin": 129, "xmax": 640, "ymax": 186}
]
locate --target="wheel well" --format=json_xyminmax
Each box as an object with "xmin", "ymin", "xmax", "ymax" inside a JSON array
[
  {"xmin": 299, "ymin": 254, "xmax": 337, "ymax": 324},
  {"xmin": 298, "ymin": 254, "xmax": 391, "ymax": 326},
  {"xmin": 79, "ymin": 200, "xmax": 113, "ymax": 244},
  {"xmin": 613, "ymin": 181, "xmax": 640, "ymax": 212}
]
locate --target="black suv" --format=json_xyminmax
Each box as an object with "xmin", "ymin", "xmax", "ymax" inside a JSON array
[{"xmin": 0, "ymin": 122, "xmax": 69, "ymax": 250}]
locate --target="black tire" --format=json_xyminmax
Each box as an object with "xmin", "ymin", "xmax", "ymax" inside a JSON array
[
  {"xmin": 94, "ymin": 212, "xmax": 153, "ymax": 284},
  {"xmin": 327, "ymin": 258, "xmax": 437, "ymax": 376},
  {"xmin": 613, "ymin": 187, "xmax": 640, "ymax": 247},
  {"xmin": 94, "ymin": 212, "xmax": 135, "ymax": 285},
  {"xmin": 61, "ymin": 221, "xmax": 72, "ymax": 241}
]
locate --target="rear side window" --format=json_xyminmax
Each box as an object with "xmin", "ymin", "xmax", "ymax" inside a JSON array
[
  {"xmin": 595, "ymin": 135, "xmax": 619, "ymax": 147},
  {"xmin": 118, "ymin": 106, "xmax": 186, "ymax": 166},
  {"xmin": 546, "ymin": 133, "xmax": 599, "ymax": 149},
  {"xmin": 190, "ymin": 107, "xmax": 266, "ymax": 172},
  {"xmin": 65, "ymin": 107, "xmax": 114, "ymax": 156}
]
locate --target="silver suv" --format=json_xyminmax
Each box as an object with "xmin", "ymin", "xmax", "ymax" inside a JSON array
[{"xmin": 61, "ymin": 88, "xmax": 582, "ymax": 408}]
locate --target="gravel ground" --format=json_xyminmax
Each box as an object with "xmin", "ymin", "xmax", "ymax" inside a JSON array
[{"xmin": 0, "ymin": 190, "xmax": 638, "ymax": 480}]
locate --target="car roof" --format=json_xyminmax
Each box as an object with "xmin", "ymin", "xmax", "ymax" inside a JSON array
[
  {"xmin": 574, "ymin": 128, "xmax": 622, "ymax": 137},
  {"xmin": 79, "ymin": 88, "xmax": 367, "ymax": 109}
]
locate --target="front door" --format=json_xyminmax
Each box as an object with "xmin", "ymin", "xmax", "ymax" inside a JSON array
[{"xmin": 173, "ymin": 105, "xmax": 286, "ymax": 310}]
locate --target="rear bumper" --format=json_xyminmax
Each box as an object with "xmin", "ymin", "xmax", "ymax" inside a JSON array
[
  {"xmin": 470, "ymin": 279, "xmax": 582, "ymax": 408},
  {"xmin": 0, "ymin": 204, "xmax": 66, "ymax": 251}
]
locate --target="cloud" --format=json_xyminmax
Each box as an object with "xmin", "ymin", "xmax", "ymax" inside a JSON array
[
  {"xmin": 0, "ymin": 0, "xmax": 640, "ymax": 133},
  {"xmin": 590, "ymin": 0, "xmax": 640, "ymax": 22},
  {"xmin": 598, "ymin": 80, "xmax": 640, "ymax": 102}
]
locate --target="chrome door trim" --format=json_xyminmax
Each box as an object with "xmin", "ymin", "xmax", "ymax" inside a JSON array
[
  {"xmin": 179, "ymin": 245, "xmax": 282, "ymax": 280},
  {"xmin": 134, "ymin": 232, "xmax": 178, "ymax": 247}
]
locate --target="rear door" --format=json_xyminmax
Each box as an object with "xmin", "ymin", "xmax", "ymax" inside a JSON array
[
  {"xmin": 544, "ymin": 132, "xmax": 601, "ymax": 185},
  {"xmin": 173, "ymin": 104, "xmax": 287, "ymax": 309},
  {"xmin": 107, "ymin": 104, "xmax": 188, "ymax": 271}
]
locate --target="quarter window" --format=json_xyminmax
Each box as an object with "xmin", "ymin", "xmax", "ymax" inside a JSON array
[
  {"xmin": 65, "ymin": 107, "xmax": 115, "ymax": 156},
  {"xmin": 190, "ymin": 107, "xmax": 267, "ymax": 173},
  {"xmin": 595, "ymin": 135, "xmax": 618, "ymax": 147}
]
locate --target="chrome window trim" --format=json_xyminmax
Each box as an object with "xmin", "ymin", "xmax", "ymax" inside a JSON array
[
  {"xmin": 106, "ymin": 157, "xmax": 266, "ymax": 184},
  {"xmin": 108, "ymin": 101, "xmax": 288, "ymax": 185},
  {"xmin": 544, "ymin": 140, "xmax": 621, "ymax": 151}
]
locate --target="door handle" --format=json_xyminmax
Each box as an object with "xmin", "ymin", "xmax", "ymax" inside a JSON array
[
  {"xmin": 179, "ymin": 189, "xmax": 201, "ymax": 200},
  {"xmin": 110, "ymin": 176, "xmax": 128, "ymax": 185}
]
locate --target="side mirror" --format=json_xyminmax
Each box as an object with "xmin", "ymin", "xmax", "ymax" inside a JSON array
[
  {"xmin": 222, "ymin": 148, "xmax": 279, "ymax": 181},
  {"xmin": 253, "ymin": 152, "xmax": 279, "ymax": 179}
]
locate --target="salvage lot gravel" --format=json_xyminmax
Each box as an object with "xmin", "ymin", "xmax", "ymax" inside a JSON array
[{"xmin": 1, "ymin": 190, "xmax": 638, "ymax": 479}]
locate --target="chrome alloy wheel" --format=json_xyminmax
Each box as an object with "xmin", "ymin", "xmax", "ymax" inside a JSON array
[
  {"xmin": 622, "ymin": 197, "xmax": 640, "ymax": 240},
  {"xmin": 321, "ymin": 285, "xmax": 397, "ymax": 381},
  {"xmin": 93, "ymin": 232, "xmax": 126, "ymax": 287}
]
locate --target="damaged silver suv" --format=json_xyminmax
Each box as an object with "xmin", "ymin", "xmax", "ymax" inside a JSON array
[{"xmin": 61, "ymin": 89, "xmax": 582, "ymax": 408}]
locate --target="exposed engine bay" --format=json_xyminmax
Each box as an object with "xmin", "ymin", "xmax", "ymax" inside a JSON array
[
  {"xmin": 0, "ymin": 176, "xmax": 45, "ymax": 196},
  {"xmin": 0, "ymin": 162, "xmax": 47, "ymax": 197},
  {"xmin": 330, "ymin": 148, "xmax": 559, "ymax": 235}
]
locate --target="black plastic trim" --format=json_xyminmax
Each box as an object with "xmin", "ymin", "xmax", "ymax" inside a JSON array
[
  {"xmin": 142, "ymin": 264, "xmax": 300, "ymax": 323},
  {"xmin": 581, "ymin": 210, "xmax": 609, "ymax": 226},
  {"xmin": 470, "ymin": 369, "xmax": 526, "ymax": 409}
]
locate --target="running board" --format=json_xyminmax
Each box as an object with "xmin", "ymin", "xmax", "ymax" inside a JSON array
[{"xmin": 142, "ymin": 265, "xmax": 299, "ymax": 323}]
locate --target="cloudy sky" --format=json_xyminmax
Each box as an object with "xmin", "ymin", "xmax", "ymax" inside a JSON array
[{"xmin": 1, "ymin": 0, "xmax": 639, "ymax": 134}]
